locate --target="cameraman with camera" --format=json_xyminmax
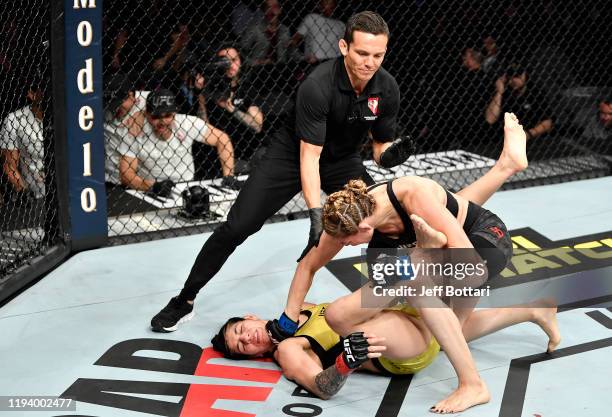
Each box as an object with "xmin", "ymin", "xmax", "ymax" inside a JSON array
[
  {"xmin": 485, "ymin": 63, "xmax": 553, "ymax": 141},
  {"xmin": 178, "ymin": 46, "xmax": 264, "ymax": 177}
]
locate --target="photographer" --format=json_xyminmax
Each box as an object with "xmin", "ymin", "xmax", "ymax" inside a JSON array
[
  {"xmin": 485, "ymin": 63, "xmax": 553, "ymax": 141},
  {"xmin": 202, "ymin": 46, "xmax": 264, "ymax": 162}
]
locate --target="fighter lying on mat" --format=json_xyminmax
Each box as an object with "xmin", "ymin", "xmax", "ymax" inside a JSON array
[{"xmin": 211, "ymin": 265, "xmax": 559, "ymax": 400}]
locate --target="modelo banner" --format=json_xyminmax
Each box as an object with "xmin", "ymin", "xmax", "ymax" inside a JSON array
[{"xmin": 64, "ymin": 0, "xmax": 107, "ymax": 249}]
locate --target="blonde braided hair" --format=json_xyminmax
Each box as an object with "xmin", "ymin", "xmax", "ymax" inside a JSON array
[{"xmin": 322, "ymin": 179, "xmax": 376, "ymax": 237}]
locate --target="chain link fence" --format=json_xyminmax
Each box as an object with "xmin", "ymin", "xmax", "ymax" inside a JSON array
[
  {"xmin": 101, "ymin": 0, "xmax": 610, "ymax": 243},
  {"xmin": 0, "ymin": 0, "xmax": 65, "ymax": 288}
]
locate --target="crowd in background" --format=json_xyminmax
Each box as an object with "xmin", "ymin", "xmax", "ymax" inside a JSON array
[{"xmin": 0, "ymin": 0, "xmax": 610, "ymax": 204}]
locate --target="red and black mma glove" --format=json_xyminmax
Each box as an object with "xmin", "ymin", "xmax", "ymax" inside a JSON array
[
  {"xmin": 378, "ymin": 135, "xmax": 416, "ymax": 168},
  {"xmin": 266, "ymin": 312, "xmax": 299, "ymax": 345},
  {"xmin": 297, "ymin": 207, "xmax": 323, "ymax": 262},
  {"xmin": 335, "ymin": 332, "xmax": 371, "ymax": 375}
]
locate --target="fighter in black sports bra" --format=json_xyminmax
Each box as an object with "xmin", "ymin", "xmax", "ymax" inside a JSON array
[{"xmin": 366, "ymin": 179, "xmax": 512, "ymax": 279}]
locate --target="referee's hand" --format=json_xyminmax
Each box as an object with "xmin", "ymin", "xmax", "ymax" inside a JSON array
[
  {"xmin": 297, "ymin": 208, "xmax": 323, "ymax": 262},
  {"xmin": 378, "ymin": 135, "xmax": 416, "ymax": 168}
]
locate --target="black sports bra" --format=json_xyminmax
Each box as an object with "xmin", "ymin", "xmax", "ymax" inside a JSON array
[{"xmin": 367, "ymin": 180, "xmax": 460, "ymax": 247}]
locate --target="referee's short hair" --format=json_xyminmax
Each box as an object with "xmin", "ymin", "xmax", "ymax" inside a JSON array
[{"xmin": 343, "ymin": 11, "xmax": 390, "ymax": 45}]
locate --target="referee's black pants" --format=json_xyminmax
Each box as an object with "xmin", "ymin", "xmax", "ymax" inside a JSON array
[{"xmin": 178, "ymin": 143, "xmax": 374, "ymax": 301}]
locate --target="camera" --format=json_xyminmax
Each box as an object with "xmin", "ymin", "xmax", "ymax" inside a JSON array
[{"xmin": 186, "ymin": 55, "xmax": 232, "ymax": 101}]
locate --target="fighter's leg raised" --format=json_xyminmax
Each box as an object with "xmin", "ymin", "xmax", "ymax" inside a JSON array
[{"xmin": 456, "ymin": 112, "xmax": 528, "ymax": 205}]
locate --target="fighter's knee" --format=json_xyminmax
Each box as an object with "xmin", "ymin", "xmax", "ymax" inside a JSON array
[{"xmin": 324, "ymin": 301, "xmax": 350, "ymax": 334}]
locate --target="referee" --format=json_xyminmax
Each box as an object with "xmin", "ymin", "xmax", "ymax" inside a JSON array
[{"xmin": 151, "ymin": 11, "xmax": 414, "ymax": 332}]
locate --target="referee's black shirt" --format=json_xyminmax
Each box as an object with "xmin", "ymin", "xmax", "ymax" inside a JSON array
[{"xmin": 275, "ymin": 57, "xmax": 400, "ymax": 163}]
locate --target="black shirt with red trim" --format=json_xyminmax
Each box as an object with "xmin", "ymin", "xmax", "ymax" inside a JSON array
[{"xmin": 276, "ymin": 57, "xmax": 400, "ymax": 163}]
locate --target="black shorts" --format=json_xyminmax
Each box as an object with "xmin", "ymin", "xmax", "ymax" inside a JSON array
[
  {"xmin": 366, "ymin": 201, "xmax": 512, "ymax": 280},
  {"xmin": 464, "ymin": 202, "xmax": 513, "ymax": 279}
]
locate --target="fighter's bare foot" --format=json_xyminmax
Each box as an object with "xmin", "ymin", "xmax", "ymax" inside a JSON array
[
  {"xmin": 531, "ymin": 299, "xmax": 561, "ymax": 353},
  {"xmin": 430, "ymin": 380, "xmax": 490, "ymax": 414},
  {"xmin": 498, "ymin": 112, "xmax": 528, "ymax": 174},
  {"xmin": 411, "ymin": 214, "xmax": 447, "ymax": 248}
]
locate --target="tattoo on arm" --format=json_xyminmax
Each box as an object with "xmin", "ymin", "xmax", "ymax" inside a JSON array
[
  {"xmin": 232, "ymin": 110, "xmax": 261, "ymax": 132},
  {"xmin": 314, "ymin": 366, "xmax": 349, "ymax": 399}
]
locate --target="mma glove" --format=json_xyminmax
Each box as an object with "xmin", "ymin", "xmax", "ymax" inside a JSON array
[
  {"xmin": 335, "ymin": 332, "xmax": 371, "ymax": 375},
  {"xmin": 378, "ymin": 135, "xmax": 416, "ymax": 168},
  {"xmin": 297, "ymin": 207, "xmax": 323, "ymax": 262},
  {"xmin": 149, "ymin": 179, "xmax": 175, "ymax": 198},
  {"xmin": 266, "ymin": 312, "xmax": 299, "ymax": 345}
]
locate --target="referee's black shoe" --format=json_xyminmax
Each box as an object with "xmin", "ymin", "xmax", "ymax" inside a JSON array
[{"xmin": 151, "ymin": 297, "xmax": 194, "ymax": 332}]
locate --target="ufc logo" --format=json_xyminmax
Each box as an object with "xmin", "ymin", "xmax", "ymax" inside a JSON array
[
  {"xmin": 152, "ymin": 96, "xmax": 174, "ymax": 106},
  {"xmin": 489, "ymin": 226, "xmax": 505, "ymax": 239},
  {"xmin": 343, "ymin": 339, "xmax": 355, "ymax": 362}
]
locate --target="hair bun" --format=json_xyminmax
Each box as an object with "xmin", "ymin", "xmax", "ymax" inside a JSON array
[{"xmin": 344, "ymin": 179, "xmax": 367, "ymax": 195}]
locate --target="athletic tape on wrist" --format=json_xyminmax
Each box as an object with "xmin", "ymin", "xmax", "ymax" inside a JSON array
[
  {"xmin": 335, "ymin": 354, "xmax": 355, "ymax": 376},
  {"xmin": 279, "ymin": 312, "xmax": 298, "ymax": 334}
]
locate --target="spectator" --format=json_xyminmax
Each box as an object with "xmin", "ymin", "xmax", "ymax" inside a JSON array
[
  {"xmin": 104, "ymin": 0, "xmax": 177, "ymax": 87},
  {"xmin": 419, "ymin": 47, "xmax": 492, "ymax": 153},
  {"xmin": 452, "ymin": 47, "xmax": 494, "ymax": 150},
  {"xmin": 176, "ymin": 68, "xmax": 208, "ymax": 122},
  {"xmin": 0, "ymin": 80, "xmax": 45, "ymax": 203},
  {"xmin": 119, "ymin": 90, "xmax": 243, "ymax": 194},
  {"xmin": 240, "ymin": 0, "xmax": 295, "ymax": 66},
  {"xmin": 486, "ymin": 63, "xmax": 553, "ymax": 140},
  {"xmin": 103, "ymin": 73, "xmax": 139, "ymax": 185},
  {"xmin": 176, "ymin": 63, "xmax": 239, "ymax": 180},
  {"xmin": 151, "ymin": 22, "xmax": 193, "ymax": 89},
  {"xmin": 481, "ymin": 34, "xmax": 501, "ymax": 75},
  {"xmin": 230, "ymin": 0, "xmax": 263, "ymax": 40},
  {"xmin": 291, "ymin": 0, "xmax": 345, "ymax": 64},
  {"xmin": 204, "ymin": 46, "xmax": 264, "ymax": 162},
  {"xmin": 575, "ymin": 95, "xmax": 611, "ymax": 154}
]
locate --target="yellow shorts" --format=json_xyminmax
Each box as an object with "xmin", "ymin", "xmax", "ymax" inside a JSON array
[
  {"xmin": 374, "ymin": 337, "xmax": 440, "ymax": 375},
  {"xmin": 374, "ymin": 304, "xmax": 440, "ymax": 375}
]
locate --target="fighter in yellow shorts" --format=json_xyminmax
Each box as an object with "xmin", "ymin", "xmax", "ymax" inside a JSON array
[{"xmin": 211, "ymin": 298, "xmax": 557, "ymax": 400}]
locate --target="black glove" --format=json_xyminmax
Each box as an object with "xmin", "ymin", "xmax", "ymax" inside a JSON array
[
  {"xmin": 148, "ymin": 179, "xmax": 175, "ymax": 198},
  {"xmin": 221, "ymin": 175, "xmax": 244, "ymax": 191},
  {"xmin": 336, "ymin": 332, "xmax": 370, "ymax": 374},
  {"xmin": 297, "ymin": 207, "xmax": 323, "ymax": 262},
  {"xmin": 265, "ymin": 312, "xmax": 299, "ymax": 345},
  {"xmin": 378, "ymin": 135, "xmax": 416, "ymax": 168}
]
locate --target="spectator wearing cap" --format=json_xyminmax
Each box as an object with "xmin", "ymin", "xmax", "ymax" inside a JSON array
[
  {"xmin": 0, "ymin": 80, "xmax": 45, "ymax": 204},
  {"xmin": 486, "ymin": 63, "xmax": 553, "ymax": 140},
  {"xmin": 119, "ymin": 89, "xmax": 243, "ymax": 195},
  {"xmin": 290, "ymin": 0, "xmax": 345, "ymax": 64}
]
